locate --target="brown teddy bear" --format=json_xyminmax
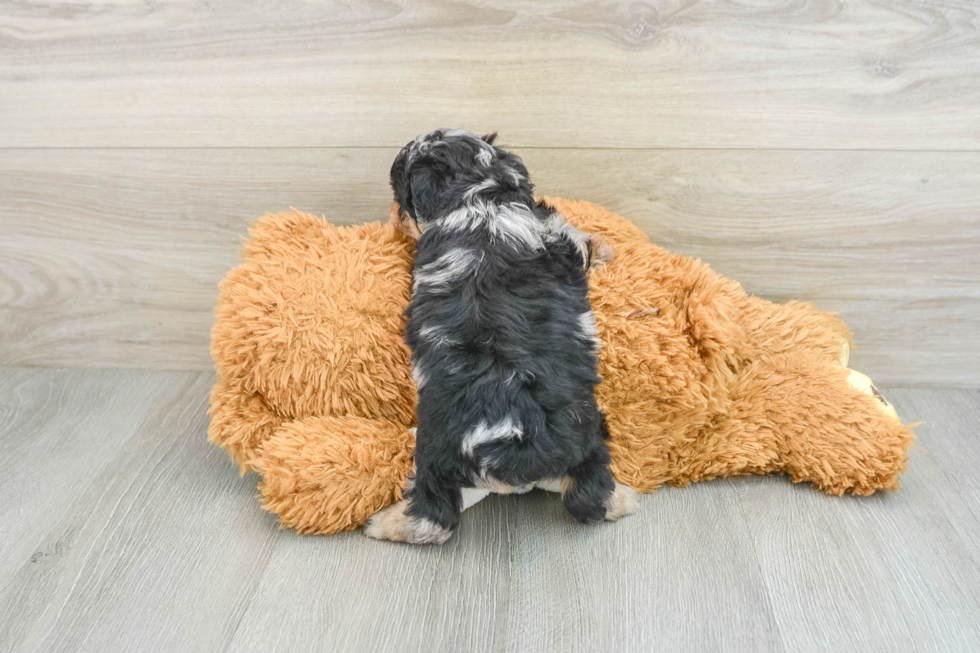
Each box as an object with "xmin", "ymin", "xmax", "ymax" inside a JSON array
[{"xmin": 208, "ymin": 198, "xmax": 914, "ymax": 535}]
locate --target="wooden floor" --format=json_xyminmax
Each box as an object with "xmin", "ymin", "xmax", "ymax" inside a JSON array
[
  {"xmin": 3, "ymin": 1, "xmax": 980, "ymax": 651},
  {"xmin": 0, "ymin": 367, "xmax": 978, "ymax": 652}
]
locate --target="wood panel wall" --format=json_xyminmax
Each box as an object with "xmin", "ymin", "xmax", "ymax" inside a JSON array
[{"xmin": 2, "ymin": 1, "xmax": 978, "ymax": 385}]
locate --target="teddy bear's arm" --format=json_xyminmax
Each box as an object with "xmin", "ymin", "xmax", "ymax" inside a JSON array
[{"xmin": 208, "ymin": 376, "xmax": 283, "ymax": 474}]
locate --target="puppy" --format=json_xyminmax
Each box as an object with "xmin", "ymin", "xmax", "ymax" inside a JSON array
[{"xmin": 365, "ymin": 129, "xmax": 636, "ymax": 544}]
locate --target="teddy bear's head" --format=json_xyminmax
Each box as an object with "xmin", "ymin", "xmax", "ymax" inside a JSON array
[{"xmin": 211, "ymin": 214, "xmax": 419, "ymax": 429}]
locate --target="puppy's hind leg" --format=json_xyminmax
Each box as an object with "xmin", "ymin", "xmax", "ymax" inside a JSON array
[
  {"xmin": 364, "ymin": 469, "xmax": 461, "ymax": 545},
  {"xmin": 561, "ymin": 444, "xmax": 638, "ymax": 524}
]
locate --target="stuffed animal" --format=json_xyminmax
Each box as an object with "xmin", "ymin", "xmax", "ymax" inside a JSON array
[{"xmin": 208, "ymin": 198, "xmax": 914, "ymax": 535}]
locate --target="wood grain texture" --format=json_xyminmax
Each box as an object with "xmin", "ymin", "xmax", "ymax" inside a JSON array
[
  {"xmin": 0, "ymin": 370, "xmax": 280, "ymax": 653},
  {"xmin": 1, "ymin": 0, "xmax": 978, "ymax": 149},
  {"xmin": 3, "ymin": 0, "xmax": 978, "ymax": 647},
  {"xmin": 883, "ymin": 388, "xmax": 980, "ymax": 566},
  {"xmin": 1, "ymin": 369, "xmax": 979, "ymax": 652},
  {"xmin": 228, "ymin": 487, "xmax": 786, "ymax": 653},
  {"xmin": 499, "ymin": 481, "xmax": 783, "ymax": 653},
  {"xmin": 2, "ymin": 148, "xmax": 977, "ymax": 384},
  {"xmin": 735, "ymin": 388, "xmax": 980, "ymax": 652},
  {"xmin": 0, "ymin": 368, "xmax": 182, "ymax": 589},
  {"xmin": 228, "ymin": 498, "xmax": 514, "ymax": 653}
]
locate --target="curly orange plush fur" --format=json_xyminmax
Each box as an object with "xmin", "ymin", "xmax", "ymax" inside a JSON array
[{"xmin": 209, "ymin": 199, "xmax": 914, "ymax": 535}]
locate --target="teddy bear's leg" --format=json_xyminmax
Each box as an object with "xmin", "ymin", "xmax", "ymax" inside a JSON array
[
  {"xmin": 734, "ymin": 297, "xmax": 852, "ymax": 368},
  {"xmin": 250, "ymin": 415, "xmax": 416, "ymax": 535},
  {"xmin": 722, "ymin": 355, "xmax": 913, "ymax": 495},
  {"xmin": 845, "ymin": 368, "xmax": 899, "ymax": 420},
  {"xmin": 560, "ymin": 444, "xmax": 638, "ymax": 524}
]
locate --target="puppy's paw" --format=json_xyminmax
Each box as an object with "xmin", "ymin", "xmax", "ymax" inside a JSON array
[
  {"xmin": 604, "ymin": 483, "xmax": 638, "ymax": 521},
  {"xmin": 363, "ymin": 499, "xmax": 454, "ymax": 545},
  {"xmin": 588, "ymin": 234, "xmax": 614, "ymax": 270}
]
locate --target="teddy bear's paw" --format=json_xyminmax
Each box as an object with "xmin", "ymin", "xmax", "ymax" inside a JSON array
[
  {"xmin": 604, "ymin": 483, "xmax": 639, "ymax": 521},
  {"xmin": 846, "ymin": 369, "xmax": 899, "ymax": 420},
  {"xmin": 588, "ymin": 234, "xmax": 615, "ymax": 270},
  {"xmin": 363, "ymin": 499, "xmax": 454, "ymax": 545}
]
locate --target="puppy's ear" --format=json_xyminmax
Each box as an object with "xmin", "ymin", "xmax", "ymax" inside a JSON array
[
  {"xmin": 390, "ymin": 143, "xmax": 439, "ymax": 228},
  {"xmin": 481, "ymin": 132, "xmax": 498, "ymax": 146},
  {"xmin": 408, "ymin": 164, "xmax": 445, "ymax": 225},
  {"xmin": 389, "ymin": 146, "xmax": 412, "ymax": 211}
]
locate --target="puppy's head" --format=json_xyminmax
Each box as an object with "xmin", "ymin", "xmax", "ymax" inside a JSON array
[{"xmin": 389, "ymin": 129, "xmax": 529, "ymax": 238}]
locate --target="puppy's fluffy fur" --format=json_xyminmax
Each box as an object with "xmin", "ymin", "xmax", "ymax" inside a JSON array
[{"xmin": 365, "ymin": 129, "xmax": 636, "ymax": 544}]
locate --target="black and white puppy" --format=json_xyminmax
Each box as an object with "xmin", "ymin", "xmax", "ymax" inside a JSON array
[{"xmin": 365, "ymin": 129, "xmax": 637, "ymax": 544}]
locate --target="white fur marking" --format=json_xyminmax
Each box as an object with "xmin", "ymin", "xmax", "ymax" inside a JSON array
[
  {"xmin": 440, "ymin": 201, "xmax": 544, "ymax": 251},
  {"xmin": 535, "ymin": 477, "xmax": 562, "ymax": 493},
  {"xmin": 476, "ymin": 148, "xmax": 495, "ymax": 166},
  {"xmin": 418, "ymin": 324, "xmax": 459, "ymax": 348},
  {"xmin": 441, "ymin": 199, "xmax": 494, "ymax": 233},
  {"xmin": 493, "ymin": 203, "xmax": 545, "ymax": 250},
  {"xmin": 411, "ymin": 361, "xmax": 428, "ymax": 389},
  {"xmin": 544, "ymin": 214, "xmax": 590, "ymax": 268},
  {"xmin": 463, "ymin": 178, "xmax": 497, "ymax": 200},
  {"xmin": 461, "ymin": 416, "xmax": 523, "ymax": 457},
  {"xmin": 441, "ymin": 206, "xmax": 480, "ymax": 232},
  {"xmin": 413, "ymin": 248, "xmax": 480, "ymax": 291},
  {"xmin": 578, "ymin": 311, "xmax": 600, "ymax": 349}
]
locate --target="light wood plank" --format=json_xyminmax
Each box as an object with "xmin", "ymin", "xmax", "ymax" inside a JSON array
[
  {"xmin": 500, "ymin": 482, "xmax": 783, "ymax": 653},
  {"xmin": 227, "ymin": 497, "xmax": 514, "ymax": 653},
  {"xmin": 883, "ymin": 388, "xmax": 980, "ymax": 563},
  {"xmin": 0, "ymin": 148, "xmax": 389, "ymax": 370},
  {"xmin": 0, "ymin": 367, "xmax": 185, "ymax": 589},
  {"xmin": 0, "ymin": 370, "xmax": 280, "ymax": 653},
  {"xmin": 2, "ymin": 148, "xmax": 977, "ymax": 384},
  {"xmin": 734, "ymin": 388, "xmax": 980, "ymax": 652},
  {"xmin": 2, "ymin": 370, "xmax": 980, "ymax": 651},
  {"xmin": 1, "ymin": 1, "xmax": 978, "ymax": 149},
  {"xmin": 227, "ymin": 484, "xmax": 782, "ymax": 653}
]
